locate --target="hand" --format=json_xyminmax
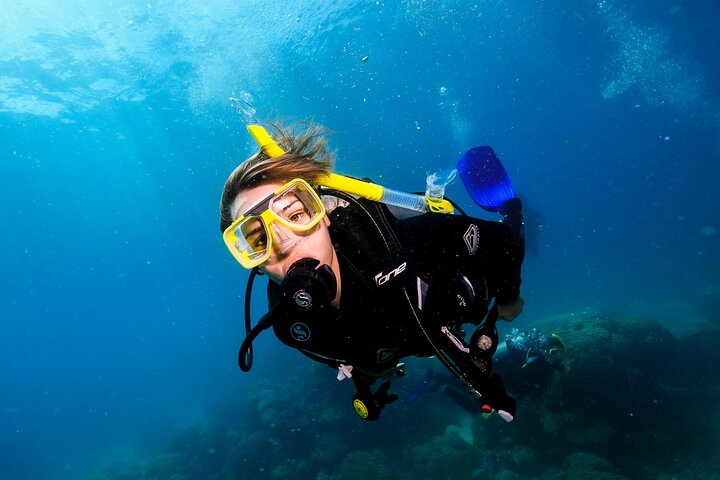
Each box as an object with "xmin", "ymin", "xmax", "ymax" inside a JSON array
[
  {"xmin": 352, "ymin": 381, "xmax": 398, "ymax": 421},
  {"xmin": 497, "ymin": 296, "xmax": 524, "ymax": 321}
]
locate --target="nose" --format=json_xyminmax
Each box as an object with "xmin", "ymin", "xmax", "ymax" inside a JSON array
[{"xmin": 270, "ymin": 222, "xmax": 300, "ymax": 256}]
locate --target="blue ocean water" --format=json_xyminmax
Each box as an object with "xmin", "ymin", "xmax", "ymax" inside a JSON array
[{"xmin": 1, "ymin": 1, "xmax": 718, "ymax": 479}]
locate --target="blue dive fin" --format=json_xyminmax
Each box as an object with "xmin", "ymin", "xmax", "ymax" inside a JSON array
[
  {"xmin": 456, "ymin": 146, "xmax": 516, "ymax": 212},
  {"xmin": 401, "ymin": 368, "xmax": 436, "ymax": 404}
]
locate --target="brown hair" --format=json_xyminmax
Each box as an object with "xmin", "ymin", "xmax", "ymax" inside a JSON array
[{"xmin": 219, "ymin": 122, "xmax": 335, "ymax": 232}]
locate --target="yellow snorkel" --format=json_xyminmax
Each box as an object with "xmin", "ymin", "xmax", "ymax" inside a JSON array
[
  {"xmin": 247, "ymin": 125, "xmax": 287, "ymax": 158},
  {"xmin": 246, "ymin": 124, "xmax": 454, "ymax": 214}
]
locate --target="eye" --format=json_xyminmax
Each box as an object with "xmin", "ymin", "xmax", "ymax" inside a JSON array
[
  {"xmin": 287, "ymin": 207, "xmax": 310, "ymax": 224},
  {"xmin": 240, "ymin": 220, "xmax": 267, "ymax": 251},
  {"xmin": 279, "ymin": 199, "xmax": 312, "ymax": 224},
  {"xmin": 248, "ymin": 232, "xmax": 267, "ymax": 250}
]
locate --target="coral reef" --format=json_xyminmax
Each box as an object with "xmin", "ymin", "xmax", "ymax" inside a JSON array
[
  {"xmin": 85, "ymin": 311, "xmax": 720, "ymax": 480},
  {"xmin": 334, "ymin": 450, "xmax": 395, "ymax": 480},
  {"xmin": 547, "ymin": 452, "xmax": 629, "ymax": 480},
  {"xmin": 534, "ymin": 312, "xmax": 676, "ymax": 453},
  {"xmin": 405, "ymin": 431, "xmax": 475, "ymax": 478}
]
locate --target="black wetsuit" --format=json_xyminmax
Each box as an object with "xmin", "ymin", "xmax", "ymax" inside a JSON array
[{"xmin": 270, "ymin": 198, "xmax": 524, "ymax": 417}]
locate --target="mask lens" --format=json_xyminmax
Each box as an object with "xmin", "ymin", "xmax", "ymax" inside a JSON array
[
  {"xmin": 239, "ymin": 216, "xmax": 269, "ymax": 254},
  {"xmin": 224, "ymin": 215, "xmax": 271, "ymax": 268},
  {"xmin": 270, "ymin": 182, "xmax": 324, "ymax": 228},
  {"xmin": 223, "ymin": 179, "xmax": 325, "ymax": 269}
]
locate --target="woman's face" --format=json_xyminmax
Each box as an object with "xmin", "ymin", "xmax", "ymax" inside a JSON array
[{"xmin": 231, "ymin": 182, "xmax": 337, "ymax": 285}]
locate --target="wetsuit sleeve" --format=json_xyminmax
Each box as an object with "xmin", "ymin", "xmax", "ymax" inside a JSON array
[
  {"xmin": 493, "ymin": 221, "xmax": 523, "ymax": 305},
  {"xmin": 393, "ymin": 213, "xmax": 523, "ymax": 304}
]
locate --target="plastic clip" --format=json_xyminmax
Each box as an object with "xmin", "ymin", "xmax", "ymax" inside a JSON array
[
  {"xmin": 337, "ymin": 364, "xmax": 353, "ymax": 381},
  {"xmin": 441, "ymin": 326, "xmax": 470, "ymax": 353}
]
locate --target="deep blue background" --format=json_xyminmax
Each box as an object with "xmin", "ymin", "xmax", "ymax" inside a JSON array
[{"xmin": 1, "ymin": 1, "xmax": 718, "ymax": 478}]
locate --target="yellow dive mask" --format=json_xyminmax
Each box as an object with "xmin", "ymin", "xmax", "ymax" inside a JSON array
[{"xmin": 223, "ymin": 178, "xmax": 327, "ymax": 269}]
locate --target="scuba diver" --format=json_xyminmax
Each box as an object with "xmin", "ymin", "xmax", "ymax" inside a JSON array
[
  {"xmin": 219, "ymin": 120, "xmax": 526, "ymax": 422},
  {"xmin": 493, "ymin": 328, "xmax": 565, "ymax": 397}
]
